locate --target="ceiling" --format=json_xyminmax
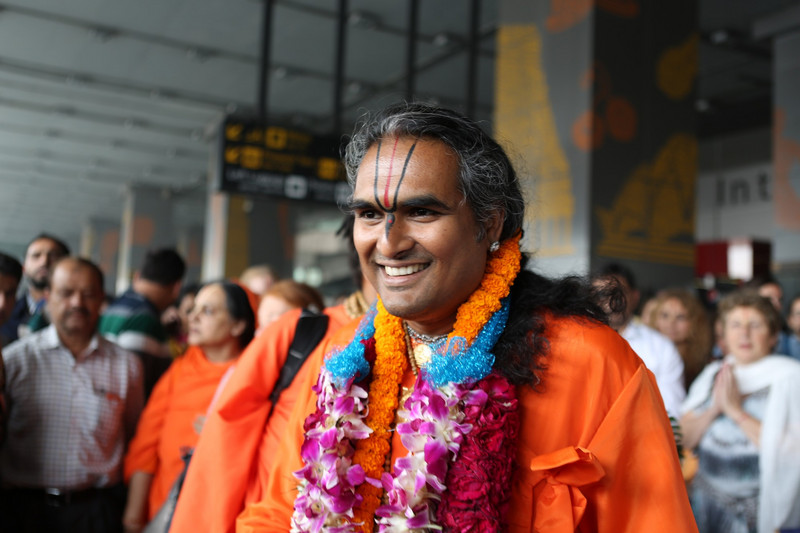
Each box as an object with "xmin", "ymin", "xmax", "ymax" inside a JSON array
[{"xmin": 0, "ymin": 0, "xmax": 795, "ymax": 255}]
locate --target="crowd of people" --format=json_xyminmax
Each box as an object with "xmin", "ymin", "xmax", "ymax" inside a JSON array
[{"xmin": 0, "ymin": 102, "xmax": 799, "ymax": 533}]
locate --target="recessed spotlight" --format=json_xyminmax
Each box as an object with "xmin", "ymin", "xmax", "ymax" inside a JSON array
[{"xmin": 273, "ymin": 66, "xmax": 289, "ymax": 80}]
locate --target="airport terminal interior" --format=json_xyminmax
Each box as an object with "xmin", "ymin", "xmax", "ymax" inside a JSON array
[{"xmin": 0, "ymin": 0, "xmax": 799, "ymax": 299}]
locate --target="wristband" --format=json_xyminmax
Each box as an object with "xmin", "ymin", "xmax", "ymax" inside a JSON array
[{"xmin": 733, "ymin": 411, "xmax": 748, "ymax": 425}]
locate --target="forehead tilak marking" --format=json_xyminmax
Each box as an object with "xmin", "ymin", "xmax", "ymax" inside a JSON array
[{"xmin": 372, "ymin": 138, "xmax": 418, "ymax": 213}]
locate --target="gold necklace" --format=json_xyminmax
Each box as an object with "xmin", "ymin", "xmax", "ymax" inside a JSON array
[{"xmin": 343, "ymin": 290, "xmax": 370, "ymax": 319}]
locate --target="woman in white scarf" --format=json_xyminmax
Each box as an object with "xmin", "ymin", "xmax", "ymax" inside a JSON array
[{"xmin": 682, "ymin": 290, "xmax": 800, "ymax": 533}]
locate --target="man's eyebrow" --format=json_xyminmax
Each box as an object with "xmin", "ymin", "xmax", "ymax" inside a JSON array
[
  {"xmin": 346, "ymin": 199, "xmax": 378, "ymax": 213},
  {"xmin": 399, "ymin": 195, "xmax": 454, "ymax": 212}
]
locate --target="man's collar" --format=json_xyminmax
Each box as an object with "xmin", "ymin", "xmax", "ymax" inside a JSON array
[
  {"xmin": 619, "ymin": 317, "xmax": 641, "ymax": 338},
  {"xmin": 42, "ymin": 324, "xmax": 101, "ymax": 358}
]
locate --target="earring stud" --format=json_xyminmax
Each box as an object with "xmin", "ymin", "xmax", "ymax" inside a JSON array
[{"xmin": 489, "ymin": 241, "xmax": 500, "ymax": 252}]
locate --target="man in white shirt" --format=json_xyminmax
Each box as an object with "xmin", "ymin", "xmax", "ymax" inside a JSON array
[
  {"xmin": 0, "ymin": 257, "xmax": 143, "ymax": 533},
  {"xmin": 593, "ymin": 263, "xmax": 686, "ymax": 418}
]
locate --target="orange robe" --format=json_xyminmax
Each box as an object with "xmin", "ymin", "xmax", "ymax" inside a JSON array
[
  {"xmin": 169, "ymin": 306, "xmax": 353, "ymax": 533},
  {"xmin": 123, "ymin": 345, "xmax": 236, "ymax": 520},
  {"xmin": 237, "ymin": 316, "xmax": 699, "ymax": 532}
]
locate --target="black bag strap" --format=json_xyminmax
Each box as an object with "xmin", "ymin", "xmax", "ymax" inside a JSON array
[{"xmin": 267, "ymin": 309, "xmax": 329, "ymax": 416}]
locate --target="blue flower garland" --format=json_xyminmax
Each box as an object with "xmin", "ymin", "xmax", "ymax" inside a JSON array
[{"xmin": 325, "ymin": 297, "xmax": 510, "ymax": 388}]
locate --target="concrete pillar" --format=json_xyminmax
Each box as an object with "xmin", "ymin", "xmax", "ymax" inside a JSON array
[
  {"xmin": 495, "ymin": 0, "xmax": 698, "ymax": 290},
  {"xmin": 81, "ymin": 218, "xmax": 120, "ymax": 295},
  {"xmin": 116, "ymin": 185, "xmax": 177, "ymax": 294},
  {"xmin": 201, "ymin": 184, "xmax": 296, "ymax": 282}
]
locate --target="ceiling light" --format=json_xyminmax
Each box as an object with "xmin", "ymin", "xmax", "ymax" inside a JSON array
[
  {"xmin": 273, "ymin": 66, "xmax": 289, "ymax": 80},
  {"xmin": 433, "ymin": 32, "xmax": 459, "ymax": 47},
  {"xmin": 348, "ymin": 10, "xmax": 380, "ymax": 30},
  {"xmin": 346, "ymin": 81, "xmax": 364, "ymax": 95},
  {"xmin": 709, "ymin": 29, "xmax": 729, "ymax": 45},
  {"xmin": 89, "ymin": 27, "xmax": 118, "ymax": 42},
  {"xmin": 695, "ymin": 99, "xmax": 712, "ymax": 112},
  {"xmin": 185, "ymin": 47, "xmax": 214, "ymax": 62}
]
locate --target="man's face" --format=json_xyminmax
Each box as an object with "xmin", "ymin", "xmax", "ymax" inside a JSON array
[
  {"xmin": 351, "ymin": 136, "xmax": 500, "ymax": 335},
  {"xmin": 758, "ymin": 282, "xmax": 783, "ymax": 314},
  {"xmin": 46, "ymin": 260, "xmax": 104, "ymax": 340},
  {"xmin": 24, "ymin": 238, "xmax": 67, "ymax": 290},
  {"xmin": 0, "ymin": 273, "xmax": 19, "ymax": 325},
  {"xmin": 788, "ymin": 299, "xmax": 800, "ymax": 337}
]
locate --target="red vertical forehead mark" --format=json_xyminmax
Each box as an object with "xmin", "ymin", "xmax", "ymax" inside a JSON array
[
  {"xmin": 383, "ymin": 137, "xmax": 400, "ymax": 208},
  {"xmin": 372, "ymin": 138, "xmax": 417, "ymax": 213}
]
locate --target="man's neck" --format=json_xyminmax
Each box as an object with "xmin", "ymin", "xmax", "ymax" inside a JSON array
[
  {"xmin": 58, "ymin": 330, "xmax": 94, "ymax": 358},
  {"xmin": 132, "ymin": 279, "xmax": 167, "ymax": 312},
  {"xmin": 27, "ymin": 285, "xmax": 45, "ymax": 303}
]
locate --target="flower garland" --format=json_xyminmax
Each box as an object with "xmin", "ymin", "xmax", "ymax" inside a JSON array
[
  {"xmin": 291, "ymin": 234, "xmax": 522, "ymax": 532},
  {"xmin": 351, "ymin": 303, "xmax": 407, "ymax": 530},
  {"xmin": 435, "ymin": 373, "xmax": 519, "ymax": 531}
]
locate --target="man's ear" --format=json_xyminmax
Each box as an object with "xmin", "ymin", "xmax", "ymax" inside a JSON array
[{"xmin": 485, "ymin": 210, "xmax": 505, "ymax": 243}]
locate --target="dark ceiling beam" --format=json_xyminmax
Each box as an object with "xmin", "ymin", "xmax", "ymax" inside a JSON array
[
  {"xmin": 701, "ymin": 29, "xmax": 771, "ymax": 60},
  {"xmin": 0, "ymin": 2, "xmax": 258, "ymax": 64},
  {"xmin": 0, "ymin": 120, "xmax": 208, "ymax": 160},
  {"xmin": 697, "ymin": 94, "xmax": 771, "ymax": 138},
  {"xmin": 753, "ymin": 2, "xmax": 800, "ymax": 40}
]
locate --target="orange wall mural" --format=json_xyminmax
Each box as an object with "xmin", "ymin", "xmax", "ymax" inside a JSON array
[
  {"xmin": 495, "ymin": 24, "xmax": 576, "ymax": 257},
  {"xmin": 657, "ymin": 33, "xmax": 698, "ymax": 101},
  {"xmin": 572, "ymin": 63, "xmax": 637, "ymax": 151},
  {"xmin": 773, "ymin": 108, "xmax": 800, "ymax": 230},
  {"xmin": 595, "ymin": 133, "xmax": 696, "ymax": 265},
  {"xmin": 546, "ymin": 0, "xmax": 639, "ymax": 33}
]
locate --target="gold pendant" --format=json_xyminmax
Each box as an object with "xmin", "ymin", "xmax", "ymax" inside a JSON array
[
  {"xmin": 413, "ymin": 343, "xmax": 432, "ymax": 367},
  {"xmin": 399, "ymin": 385, "xmax": 414, "ymax": 409}
]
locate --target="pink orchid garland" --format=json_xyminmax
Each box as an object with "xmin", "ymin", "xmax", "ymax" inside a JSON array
[
  {"xmin": 374, "ymin": 378, "xmax": 473, "ymax": 531},
  {"xmin": 291, "ymin": 367, "xmax": 519, "ymax": 533},
  {"xmin": 292, "ymin": 370, "xmax": 372, "ymax": 532}
]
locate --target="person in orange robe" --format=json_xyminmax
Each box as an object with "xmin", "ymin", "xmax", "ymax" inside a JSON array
[
  {"xmin": 121, "ymin": 281, "xmax": 257, "ymax": 532},
  {"xmin": 235, "ymin": 102, "xmax": 697, "ymax": 532},
  {"xmin": 168, "ymin": 288, "xmax": 374, "ymax": 533},
  {"xmin": 236, "ymin": 315, "xmax": 697, "ymax": 532}
]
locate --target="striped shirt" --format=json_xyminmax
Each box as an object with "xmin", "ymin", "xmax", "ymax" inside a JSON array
[
  {"xmin": 0, "ymin": 325, "xmax": 143, "ymax": 490},
  {"xmin": 98, "ymin": 289, "xmax": 170, "ymax": 359}
]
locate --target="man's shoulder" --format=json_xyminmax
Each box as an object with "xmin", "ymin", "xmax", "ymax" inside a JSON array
[
  {"xmin": 103, "ymin": 290, "xmax": 157, "ymax": 317},
  {"xmin": 543, "ymin": 315, "xmax": 644, "ymax": 373},
  {"xmin": 94, "ymin": 335, "xmax": 143, "ymax": 372},
  {"xmin": 623, "ymin": 320, "xmax": 675, "ymax": 352},
  {"xmin": 3, "ymin": 327, "xmax": 53, "ymax": 357},
  {"xmin": 99, "ymin": 292, "xmax": 164, "ymax": 339}
]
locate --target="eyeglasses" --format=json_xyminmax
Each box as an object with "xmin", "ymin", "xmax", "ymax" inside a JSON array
[{"xmin": 189, "ymin": 305, "xmax": 226, "ymax": 317}]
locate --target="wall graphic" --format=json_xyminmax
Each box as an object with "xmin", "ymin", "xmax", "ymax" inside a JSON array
[
  {"xmin": 495, "ymin": 24, "xmax": 575, "ymax": 257},
  {"xmin": 595, "ymin": 133, "xmax": 696, "ymax": 265},
  {"xmin": 572, "ymin": 63, "xmax": 637, "ymax": 152},
  {"xmin": 774, "ymin": 108, "xmax": 800, "ymax": 230},
  {"xmin": 546, "ymin": 0, "xmax": 639, "ymax": 32},
  {"xmin": 657, "ymin": 33, "xmax": 699, "ymax": 101}
]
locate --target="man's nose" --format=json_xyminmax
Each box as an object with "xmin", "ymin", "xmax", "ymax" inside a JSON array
[{"xmin": 376, "ymin": 217, "xmax": 414, "ymax": 258}]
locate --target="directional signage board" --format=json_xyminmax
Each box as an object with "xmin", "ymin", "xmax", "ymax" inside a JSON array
[{"xmin": 217, "ymin": 116, "xmax": 350, "ymax": 205}]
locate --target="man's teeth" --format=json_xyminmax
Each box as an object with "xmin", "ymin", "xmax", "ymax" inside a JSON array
[{"xmin": 385, "ymin": 264, "xmax": 426, "ymax": 276}]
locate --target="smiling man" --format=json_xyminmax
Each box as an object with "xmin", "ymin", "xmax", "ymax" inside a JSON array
[
  {"xmin": 0, "ymin": 257, "xmax": 143, "ymax": 533},
  {"xmin": 239, "ymin": 103, "xmax": 697, "ymax": 532}
]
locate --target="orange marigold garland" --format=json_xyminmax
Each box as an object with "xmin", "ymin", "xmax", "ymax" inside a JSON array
[{"xmin": 351, "ymin": 301, "xmax": 407, "ymax": 532}]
